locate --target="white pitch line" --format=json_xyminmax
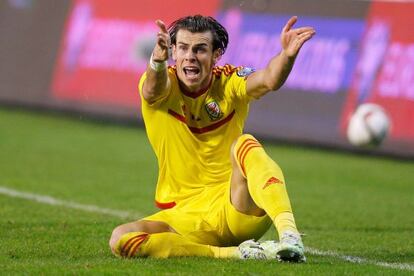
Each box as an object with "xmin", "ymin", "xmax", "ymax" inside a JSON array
[
  {"xmin": 306, "ymin": 247, "xmax": 414, "ymax": 272},
  {"xmin": 0, "ymin": 186, "xmax": 141, "ymax": 219},
  {"xmin": 1, "ymin": 185, "xmax": 413, "ymax": 271}
]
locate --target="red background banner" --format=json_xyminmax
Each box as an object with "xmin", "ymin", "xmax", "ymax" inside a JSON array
[
  {"xmin": 341, "ymin": 1, "xmax": 414, "ymax": 142},
  {"xmin": 52, "ymin": 0, "xmax": 220, "ymax": 107}
]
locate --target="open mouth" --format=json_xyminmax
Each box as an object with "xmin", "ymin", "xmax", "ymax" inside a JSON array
[{"xmin": 183, "ymin": 66, "xmax": 200, "ymax": 79}]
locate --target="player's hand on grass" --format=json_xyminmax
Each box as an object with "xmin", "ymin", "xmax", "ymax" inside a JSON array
[
  {"xmin": 152, "ymin": 20, "xmax": 170, "ymax": 62},
  {"xmin": 280, "ymin": 16, "xmax": 315, "ymax": 58}
]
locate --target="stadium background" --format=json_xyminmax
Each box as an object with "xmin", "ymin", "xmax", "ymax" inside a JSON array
[
  {"xmin": 1, "ymin": 1, "xmax": 414, "ymax": 274},
  {"xmin": 1, "ymin": 0, "xmax": 413, "ymax": 157}
]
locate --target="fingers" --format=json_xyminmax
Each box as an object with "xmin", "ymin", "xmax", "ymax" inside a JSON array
[
  {"xmin": 298, "ymin": 32, "xmax": 315, "ymax": 44},
  {"xmin": 292, "ymin": 26, "xmax": 315, "ymax": 35},
  {"xmin": 154, "ymin": 19, "xmax": 170, "ymax": 53},
  {"xmin": 155, "ymin": 19, "xmax": 168, "ymax": 34},
  {"xmin": 151, "ymin": 19, "xmax": 170, "ymax": 61},
  {"xmin": 282, "ymin": 16, "xmax": 315, "ymax": 36},
  {"xmin": 157, "ymin": 31, "xmax": 169, "ymax": 45},
  {"xmin": 282, "ymin": 16, "xmax": 297, "ymax": 33},
  {"xmin": 297, "ymin": 30, "xmax": 316, "ymax": 42},
  {"xmin": 293, "ymin": 31, "xmax": 315, "ymax": 51},
  {"xmin": 280, "ymin": 16, "xmax": 315, "ymax": 57},
  {"xmin": 156, "ymin": 36, "xmax": 169, "ymax": 49}
]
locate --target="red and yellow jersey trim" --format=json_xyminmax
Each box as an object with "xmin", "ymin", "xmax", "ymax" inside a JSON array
[
  {"xmin": 155, "ymin": 200, "xmax": 176, "ymax": 209},
  {"xmin": 213, "ymin": 64, "xmax": 241, "ymax": 78},
  {"xmin": 168, "ymin": 108, "xmax": 236, "ymax": 134}
]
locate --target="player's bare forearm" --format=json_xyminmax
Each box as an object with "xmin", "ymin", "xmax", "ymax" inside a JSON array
[
  {"xmin": 142, "ymin": 67, "xmax": 170, "ymax": 104},
  {"xmin": 246, "ymin": 16, "xmax": 315, "ymax": 99},
  {"xmin": 247, "ymin": 51, "xmax": 295, "ymax": 98},
  {"xmin": 142, "ymin": 19, "xmax": 171, "ymax": 104},
  {"xmin": 266, "ymin": 50, "xmax": 295, "ymax": 91}
]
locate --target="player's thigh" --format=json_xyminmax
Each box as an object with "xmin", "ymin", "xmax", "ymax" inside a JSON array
[
  {"xmin": 143, "ymin": 208, "xmax": 210, "ymax": 241},
  {"xmin": 123, "ymin": 219, "xmax": 176, "ymax": 233},
  {"xmin": 144, "ymin": 198, "xmax": 227, "ymax": 246},
  {"xmin": 109, "ymin": 218, "xmax": 175, "ymax": 252},
  {"xmin": 222, "ymin": 184, "xmax": 272, "ymax": 245}
]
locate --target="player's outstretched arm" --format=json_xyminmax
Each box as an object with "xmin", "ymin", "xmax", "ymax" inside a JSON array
[
  {"xmin": 142, "ymin": 20, "xmax": 171, "ymax": 104},
  {"xmin": 246, "ymin": 16, "xmax": 315, "ymax": 99}
]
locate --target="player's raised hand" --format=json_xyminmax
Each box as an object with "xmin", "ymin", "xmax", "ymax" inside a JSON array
[
  {"xmin": 280, "ymin": 16, "xmax": 315, "ymax": 58},
  {"xmin": 152, "ymin": 20, "xmax": 170, "ymax": 62}
]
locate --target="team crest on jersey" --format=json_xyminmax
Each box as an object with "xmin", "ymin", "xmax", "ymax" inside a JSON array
[
  {"xmin": 205, "ymin": 100, "xmax": 222, "ymax": 121},
  {"xmin": 237, "ymin": 67, "xmax": 255, "ymax": 77}
]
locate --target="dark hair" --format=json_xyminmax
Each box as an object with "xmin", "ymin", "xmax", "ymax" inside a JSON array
[{"xmin": 168, "ymin": 15, "xmax": 229, "ymax": 55}]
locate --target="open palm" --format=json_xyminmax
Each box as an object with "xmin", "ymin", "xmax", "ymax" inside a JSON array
[{"xmin": 280, "ymin": 16, "xmax": 315, "ymax": 58}]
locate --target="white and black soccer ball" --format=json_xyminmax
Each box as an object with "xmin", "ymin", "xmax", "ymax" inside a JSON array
[{"xmin": 347, "ymin": 103, "xmax": 390, "ymax": 147}]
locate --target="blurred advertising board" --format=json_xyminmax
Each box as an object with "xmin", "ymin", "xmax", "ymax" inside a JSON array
[
  {"xmin": 340, "ymin": 1, "xmax": 414, "ymax": 144},
  {"xmin": 2, "ymin": 0, "xmax": 411, "ymax": 156},
  {"xmin": 51, "ymin": 0, "xmax": 220, "ymax": 106},
  {"xmin": 216, "ymin": 9, "xmax": 367, "ymax": 147}
]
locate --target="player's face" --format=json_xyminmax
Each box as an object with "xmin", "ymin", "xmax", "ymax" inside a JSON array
[{"xmin": 172, "ymin": 29, "xmax": 220, "ymax": 92}]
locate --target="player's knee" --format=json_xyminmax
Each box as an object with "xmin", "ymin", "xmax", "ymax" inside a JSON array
[
  {"xmin": 109, "ymin": 228, "xmax": 150, "ymax": 258},
  {"xmin": 109, "ymin": 220, "xmax": 175, "ymax": 256},
  {"xmin": 109, "ymin": 225, "xmax": 127, "ymax": 255},
  {"xmin": 109, "ymin": 221, "xmax": 146, "ymax": 253},
  {"xmin": 232, "ymin": 134, "xmax": 259, "ymax": 154},
  {"xmin": 230, "ymin": 134, "xmax": 258, "ymax": 159},
  {"xmin": 230, "ymin": 134, "xmax": 261, "ymax": 176}
]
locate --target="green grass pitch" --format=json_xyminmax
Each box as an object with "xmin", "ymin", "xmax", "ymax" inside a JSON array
[{"xmin": 0, "ymin": 108, "xmax": 413, "ymax": 275}]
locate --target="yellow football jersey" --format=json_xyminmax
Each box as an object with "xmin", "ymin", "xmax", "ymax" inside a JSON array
[{"xmin": 139, "ymin": 65, "xmax": 255, "ymax": 210}]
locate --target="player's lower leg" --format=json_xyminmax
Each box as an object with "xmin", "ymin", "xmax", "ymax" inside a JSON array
[
  {"xmin": 233, "ymin": 134, "xmax": 305, "ymax": 262},
  {"xmin": 113, "ymin": 231, "xmax": 258, "ymax": 259}
]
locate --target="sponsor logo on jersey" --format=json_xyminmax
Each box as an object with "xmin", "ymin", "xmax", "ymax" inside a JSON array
[
  {"xmin": 237, "ymin": 67, "xmax": 255, "ymax": 77},
  {"xmin": 262, "ymin": 176, "xmax": 284, "ymax": 190},
  {"xmin": 205, "ymin": 100, "xmax": 222, "ymax": 121}
]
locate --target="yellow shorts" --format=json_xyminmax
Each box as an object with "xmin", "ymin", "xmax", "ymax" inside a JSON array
[{"xmin": 142, "ymin": 183, "xmax": 271, "ymax": 247}]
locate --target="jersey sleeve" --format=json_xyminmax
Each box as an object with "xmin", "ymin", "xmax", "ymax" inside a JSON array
[
  {"xmin": 227, "ymin": 66, "xmax": 257, "ymax": 103},
  {"xmin": 138, "ymin": 68, "xmax": 174, "ymax": 107},
  {"xmin": 138, "ymin": 72, "xmax": 147, "ymax": 99}
]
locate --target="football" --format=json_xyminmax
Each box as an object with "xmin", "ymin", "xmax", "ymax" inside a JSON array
[{"xmin": 346, "ymin": 103, "xmax": 390, "ymax": 147}]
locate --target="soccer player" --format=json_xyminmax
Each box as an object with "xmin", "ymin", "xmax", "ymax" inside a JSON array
[{"xmin": 109, "ymin": 15, "xmax": 315, "ymax": 261}]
